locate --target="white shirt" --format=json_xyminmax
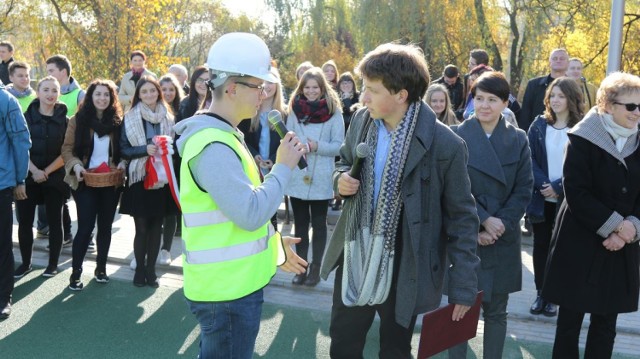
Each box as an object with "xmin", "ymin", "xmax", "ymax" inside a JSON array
[
  {"xmin": 88, "ymin": 133, "xmax": 110, "ymax": 169},
  {"xmin": 545, "ymin": 124, "xmax": 569, "ymax": 202}
]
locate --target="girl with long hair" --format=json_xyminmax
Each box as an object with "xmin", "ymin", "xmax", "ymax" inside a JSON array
[
  {"xmin": 237, "ymin": 67, "xmax": 286, "ymax": 229},
  {"xmin": 526, "ymin": 77, "xmax": 584, "ymax": 316},
  {"xmin": 158, "ymin": 73, "xmax": 185, "ymax": 265},
  {"xmin": 119, "ymin": 76, "xmax": 177, "ymax": 288},
  {"xmin": 177, "ymin": 66, "xmax": 211, "ymax": 122},
  {"xmin": 286, "ymin": 67, "xmax": 344, "ymax": 286},
  {"xmin": 61, "ymin": 79, "xmax": 125, "ymax": 290},
  {"xmin": 322, "ymin": 60, "xmax": 339, "ymax": 90},
  {"xmin": 425, "ymin": 84, "xmax": 459, "ymax": 126}
]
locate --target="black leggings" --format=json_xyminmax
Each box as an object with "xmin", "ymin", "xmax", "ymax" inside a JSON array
[
  {"xmin": 133, "ymin": 216, "xmax": 163, "ymax": 279},
  {"xmin": 531, "ymin": 201, "xmax": 557, "ymax": 290},
  {"xmin": 16, "ymin": 184, "xmax": 65, "ymax": 268},
  {"xmin": 289, "ymin": 197, "xmax": 328, "ymax": 264}
]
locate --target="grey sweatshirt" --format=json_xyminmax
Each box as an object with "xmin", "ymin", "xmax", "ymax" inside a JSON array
[{"xmin": 175, "ymin": 114, "xmax": 292, "ymax": 231}]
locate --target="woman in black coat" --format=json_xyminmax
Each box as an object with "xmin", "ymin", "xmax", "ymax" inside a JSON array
[
  {"xmin": 542, "ymin": 72, "xmax": 640, "ymax": 358},
  {"xmin": 14, "ymin": 76, "xmax": 69, "ymax": 279}
]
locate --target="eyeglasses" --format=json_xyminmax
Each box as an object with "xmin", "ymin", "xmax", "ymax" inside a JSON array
[
  {"xmin": 195, "ymin": 77, "xmax": 208, "ymax": 84},
  {"xmin": 613, "ymin": 102, "xmax": 640, "ymax": 112},
  {"xmin": 235, "ymin": 81, "xmax": 265, "ymax": 95}
]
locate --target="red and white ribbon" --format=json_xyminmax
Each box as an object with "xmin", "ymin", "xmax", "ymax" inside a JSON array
[{"xmin": 144, "ymin": 135, "xmax": 181, "ymax": 210}]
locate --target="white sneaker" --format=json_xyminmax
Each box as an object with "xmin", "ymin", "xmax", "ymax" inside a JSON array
[
  {"xmin": 159, "ymin": 249, "xmax": 171, "ymax": 265},
  {"xmin": 130, "ymin": 257, "xmax": 136, "ymax": 270}
]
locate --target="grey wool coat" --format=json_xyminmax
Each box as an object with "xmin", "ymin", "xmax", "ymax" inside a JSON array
[
  {"xmin": 451, "ymin": 117, "xmax": 533, "ymax": 302},
  {"xmin": 320, "ymin": 102, "xmax": 481, "ymax": 328}
]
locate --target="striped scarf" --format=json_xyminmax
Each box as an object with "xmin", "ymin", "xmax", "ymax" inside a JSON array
[{"xmin": 341, "ymin": 101, "xmax": 420, "ymax": 306}]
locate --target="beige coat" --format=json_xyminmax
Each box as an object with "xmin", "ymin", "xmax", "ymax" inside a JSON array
[
  {"xmin": 118, "ymin": 69, "xmax": 157, "ymax": 111},
  {"xmin": 61, "ymin": 115, "xmax": 123, "ymax": 190}
]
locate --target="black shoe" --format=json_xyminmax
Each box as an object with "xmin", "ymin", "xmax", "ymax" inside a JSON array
[
  {"xmin": 14, "ymin": 264, "xmax": 33, "ymax": 279},
  {"xmin": 69, "ymin": 269, "xmax": 84, "ymax": 291},
  {"xmin": 94, "ymin": 269, "xmax": 110, "ymax": 284},
  {"xmin": 543, "ymin": 302, "xmax": 558, "ymax": 317},
  {"xmin": 292, "ymin": 273, "xmax": 306, "ymax": 285},
  {"xmin": 133, "ymin": 270, "xmax": 146, "ymax": 287},
  {"xmin": 0, "ymin": 302, "xmax": 11, "ymax": 320},
  {"xmin": 146, "ymin": 270, "xmax": 159, "ymax": 288},
  {"xmin": 530, "ymin": 293, "xmax": 545, "ymax": 315},
  {"xmin": 304, "ymin": 264, "xmax": 321, "ymax": 287},
  {"xmin": 42, "ymin": 265, "xmax": 59, "ymax": 278}
]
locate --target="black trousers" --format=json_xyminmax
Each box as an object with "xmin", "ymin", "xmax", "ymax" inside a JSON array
[
  {"xmin": 16, "ymin": 184, "xmax": 65, "ymax": 268},
  {"xmin": 71, "ymin": 185, "xmax": 120, "ymax": 272},
  {"xmin": 289, "ymin": 197, "xmax": 328, "ymax": 264},
  {"xmin": 531, "ymin": 201, "xmax": 557, "ymax": 290},
  {"xmin": 329, "ymin": 265, "xmax": 416, "ymax": 359},
  {"xmin": 0, "ymin": 188, "xmax": 14, "ymax": 306},
  {"xmin": 553, "ymin": 306, "xmax": 618, "ymax": 359}
]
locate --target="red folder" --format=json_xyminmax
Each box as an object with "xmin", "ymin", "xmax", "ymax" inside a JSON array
[{"xmin": 417, "ymin": 291, "xmax": 484, "ymax": 358}]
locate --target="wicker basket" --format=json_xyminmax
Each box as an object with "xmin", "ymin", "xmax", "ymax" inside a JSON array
[{"xmin": 83, "ymin": 168, "xmax": 125, "ymax": 188}]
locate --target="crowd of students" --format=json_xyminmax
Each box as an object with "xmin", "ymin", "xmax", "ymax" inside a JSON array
[{"xmin": 1, "ymin": 36, "xmax": 640, "ymax": 359}]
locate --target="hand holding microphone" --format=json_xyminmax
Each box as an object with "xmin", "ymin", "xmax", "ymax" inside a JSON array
[
  {"xmin": 269, "ymin": 110, "xmax": 308, "ymax": 170},
  {"xmin": 338, "ymin": 143, "xmax": 370, "ymax": 196}
]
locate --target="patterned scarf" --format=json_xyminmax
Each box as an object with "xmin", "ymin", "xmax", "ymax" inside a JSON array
[
  {"xmin": 292, "ymin": 95, "xmax": 332, "ymax": 124},
  {"xmin": 341, "ymin": 101, "xmax": 420, "ymax": 306},
  {"xmin": 124, "ymin": 102, "xmax": 174, "ymax": 185}
]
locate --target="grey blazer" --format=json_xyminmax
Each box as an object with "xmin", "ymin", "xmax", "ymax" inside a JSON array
[
  {"xmin": 321, "ymin": 102, "xmax": 480, "ymax": 328},
  {"xmin": 452, "ymin": 117, "xmax": 533, "ymax": 300}
]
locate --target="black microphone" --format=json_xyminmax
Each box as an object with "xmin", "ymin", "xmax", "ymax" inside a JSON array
[
  {"xmin": 349, "ymin": 143, "xmax": 370, "ymax": 179},
  {"xmin": 267, "ymin": 110, "xmax": 307, "ymax": 169},
  {"xmin": 580, "ymin": 76, "xmax": 587, "ymax": 83}
]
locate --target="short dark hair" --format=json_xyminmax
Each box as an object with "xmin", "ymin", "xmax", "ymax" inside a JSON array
[
  {"xmin": 0, "ymin": 41, "xmax": 14, "ymax": 52},
  {"xmin": 356, "ymin": 43, "xmax": 430, "ymax": 103},
  {"xmin": 130, "ymin": 50, "xmax": 147, "ymax": 61},
  {"xmin": 443, "ymin": 64, "xmax": 459, "ymax": 78},
  {"xmin": 46, "ymin": 54, "xmax": 72, "ymax": 77},
  {"xmin": 470, "ymin": 49, "xmax": 489, "ymax": 66},
  {"xmin": 8, "ymin": 61, "xmax": 30, "ymax": 76},
  {"xmin": 471, "ymin": 71, "xmax": 510, "ymax": 102}
]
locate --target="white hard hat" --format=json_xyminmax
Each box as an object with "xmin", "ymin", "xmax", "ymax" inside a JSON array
[{"xmin": 206, "ymin": 32, "xmax": 279, "ymax": 88}]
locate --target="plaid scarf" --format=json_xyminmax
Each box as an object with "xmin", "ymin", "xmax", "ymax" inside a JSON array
[
  {"xmin": 341, "ymin": 101, "xmax": 420, "ymax": 306},
  {"xmin": 292, "ymin": 95, "xmax": 332, "ymax": 124},
  {"xmin": 124, "ymin": 102, "xmax": 174, "ymax": 185}
]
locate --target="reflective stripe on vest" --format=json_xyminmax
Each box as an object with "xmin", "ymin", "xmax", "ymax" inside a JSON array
[
  {"xmin": 182, "ymin": 209, "xmax": 229, "ymax": 227},
  {"xmin": 182, "ymin": 225, "xmax": 276, "ymax": 264}
]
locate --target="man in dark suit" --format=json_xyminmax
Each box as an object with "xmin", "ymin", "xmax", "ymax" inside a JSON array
[{"xmin": 519, "ymin": 48, "xmax": 569, "ymax": 131}]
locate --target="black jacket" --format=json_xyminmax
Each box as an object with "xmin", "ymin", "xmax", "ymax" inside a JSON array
[
  {"xmin": 519, "ymin": 74, "xmax": 554, "ymax": 132},
  {"xmin": 0, "ymin": 57, "xmax": 14, "ymax": 86},
  {"xmin": 24, "ymin": 99, "xmax": 69, "ymax": 192}
]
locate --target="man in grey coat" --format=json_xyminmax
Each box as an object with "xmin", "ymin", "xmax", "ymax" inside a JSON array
[{"xmin": 320, "ymin": 42, "xmax": 480, "ymax": 358}]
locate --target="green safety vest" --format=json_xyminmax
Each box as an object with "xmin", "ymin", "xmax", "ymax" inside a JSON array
[
  {"xmin": 59, "ymin": 88, "xmax": 81, "ymax": 116},
  {"xmin": 180, "ymin": 126, "xmax": 284, "ymax": 302},
  {"xmin": 17, "ymin": 93, "xmax": 36, "ymax": 113}
]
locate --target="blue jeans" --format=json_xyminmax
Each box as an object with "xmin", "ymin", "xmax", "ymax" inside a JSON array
[{"xmin": 187, "ymin": 289, "xmax": 263, "ymax": 359}]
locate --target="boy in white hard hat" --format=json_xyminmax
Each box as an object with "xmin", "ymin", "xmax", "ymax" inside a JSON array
[{"xmin": 174, "ymin": 32, "xmax": 307, "ymax": 358}]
